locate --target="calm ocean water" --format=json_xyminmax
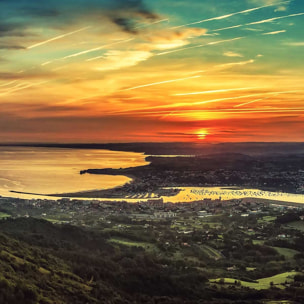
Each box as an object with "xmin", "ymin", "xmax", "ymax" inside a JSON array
[{"xmin": 0, "ymin": 147, "xmax": 148, "ymax": 198}]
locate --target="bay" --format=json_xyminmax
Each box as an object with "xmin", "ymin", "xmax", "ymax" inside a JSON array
[{"xmin": 0, "ymin": 147, "xmax": 148, "ymax": 198}]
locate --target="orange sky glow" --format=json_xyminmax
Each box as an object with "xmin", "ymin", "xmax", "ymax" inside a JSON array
[{"xmin": 0, "ymin": 0, "xmax": 303, "ymax": 143}]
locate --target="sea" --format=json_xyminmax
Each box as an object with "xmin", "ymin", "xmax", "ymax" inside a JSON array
[{"xmin": 0, "ymin": 146, "xmax": 148, "ymax": 199}]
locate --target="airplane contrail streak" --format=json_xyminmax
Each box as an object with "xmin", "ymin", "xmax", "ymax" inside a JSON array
[
  {"xmin": 0, "ymin": 82, "xmax": 30, "ymax": 92},
  {"xmin": 233, "ymin": 98, "xmax": 265, "ymax": 108},
  {"xmin": 211, "ymin": 25, "xmax": 243, "ymax": 32},
  {"xmin": 122, "ymin": 75, "xmax": 201, "ymax": 91},
  {"xmin": 0, "ymin": 80, "xmax": 18, "ymax": 87},
  {"xmin": 0, "ymin": 81, "xmax": 48, "ymax": 96},
  {"xmin": 115, "ymin": 106, "xmax": 304, "ymax": 116},
  {"xmin": 113, "ymin": 90, "xmax": 301, "ymax": 114},
  {"xmin": 27, "ymin": 26, "xmax": 91, "ymax": 49},
  {"xmin": 156, "ymin": 37, "xmax": 244, "ymax": 56},
  {"xmin": 39, "ymin": 38, "xmax": 134, "ymax": 67},
  {"xmin": 262, "ymin": 30, "xmax": 286, "ymax": 35},
  {"xmin": 112, "ymin": 93, "xmax": 266, "ymax": 114},
  {"xmin": 215, "ymin": 59, "xmax": 255, "ymax": 68},
  {"xmin": 62, "ymin": 38, "xmax": 134, "ymax": 60},
  {"xmin": 161, "ymin": 108, "xmax": 304, "ymax": 116},
  {"xmin": 170, "ymin": 1, "xmax": 289, "ymax": 29},
  {"xmin": 86, "ymin": 56, "xmax": 105, "ymax": 62},
  {"xmin": 172, "ymin": 87, "xmax": 260, "ymax": 96},
  {"xmin": 246, "ymin": 12, "xmax": 304, "ymax": 25},
  {"xmin": 135, "ymin": 18, "xmax": 169, "ymax": 29},
  {"xmin": 233, "ymin": 90, "xmax": 300, "ymax": 107}
]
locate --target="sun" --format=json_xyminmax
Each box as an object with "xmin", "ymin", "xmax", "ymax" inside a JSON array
[{"xmin": 196, "ymin": 129, "xmax": 209, "ymax": 140}]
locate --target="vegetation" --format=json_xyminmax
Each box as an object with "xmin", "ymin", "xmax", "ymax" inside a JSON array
[{"xmin": 1, "ymin": 195, "xmax": 304, "ymax": 303}]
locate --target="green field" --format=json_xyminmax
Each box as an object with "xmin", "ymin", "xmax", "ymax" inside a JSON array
[
  {"xmin": 252, "ymin": 240, "xmax": 264, "ymax": 245},
  {"xmin": 0, "ymin": 212, "xmax": 11, "ymax": 218},
  {"xmin": 210, "ymin": 271, "xmax": 299, "ymax": 290},
  {"xmin": 285, "ymin": 221, "xmax": 304, "ymax": 232},
  {"xmin": 201, "ymin": 245, "xmax": 223, "ymax": 260},
  {"xmin": 258, "ymin": 216, "xmax": 277, "ymax": 223},
  {"xmin": 272, "ymin": 247, "xmax": 299, "ymax": 259},
  {"xmin": 266, "ymin": 301, "xmax": 292, "ymax": 304},
  {"xmin": 109, "ymin": 238, "xmax": 157, "ymax": 251}
]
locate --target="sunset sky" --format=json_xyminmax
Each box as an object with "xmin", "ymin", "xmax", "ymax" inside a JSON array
[{"xmin": 0, "ymin": 0, "xmax": 303, "ymax": 142}]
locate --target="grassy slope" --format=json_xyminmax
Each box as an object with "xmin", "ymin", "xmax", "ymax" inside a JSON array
[{"xmin": 210, "ymin": 271, "xmax": 299, "ymax": 290}]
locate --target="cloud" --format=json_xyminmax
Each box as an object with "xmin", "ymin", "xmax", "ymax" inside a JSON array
[
  {"xmin": 0, "ymin": 44, "xmax": 25, "ymax": 50},
  {"xmin": 95, "ymin": 50, "xmax": 153, "ymax": 71},
  {"xmin": 249, "ymin": 0, "xmax": 286, "ymax": 5},
  {"xmin": 156, "ymin": 37, "xmax": 244, "ymax": 56},
  {"xmin": 262, "ymin": 30, "xmax": 286, "ymax": 35},
  {"xmin": 1, "ymin": 0, "xmax": 159, "ymax": 37},
  {"xmin": 0, "ymin": 21, "xmax": 26, "ymax": 37},
  {"xmin": 275, "ymin": 6, "xmax": 288, "ymax": 12},
  {"xmin": 137, "ymin": 27, "xmax": 207, "ymax": 51},
  {"xmin": 246, "ymin": 12, "xmax": 304, "ymax": 25},
  {"xmin": 108, "ymin": 0, "xmax": 158, "ymax": 33},
  {"xmin": 223, "ymin": 51, "xmax": 244, "ymax": 57},
  {"xmin": 249, "ymin": 0, "xmax": 290, "ymax": 13},
  {"xmin": 146, "ymin": 28, "xmax": 208, "ymax": 43},
  {"xmin": 284, "ymin": 41, "xmax": 304, "ymax": 46}
]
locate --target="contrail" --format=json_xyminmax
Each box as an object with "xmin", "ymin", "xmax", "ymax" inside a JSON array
[
  {"xmin": 41, "ymin": 61, "xmax": 53, "ymax": 66},
  {"xmin": 86, "ymin": 56, "xmax": 105, "ymax": 62},
  {"xmin": 233, "ymin": 90, "xmax": 300, "ymax": 107},
  {"xmin": 156, "ymin": 37, "xmax": 244, "ymax": 56},
  {"xmin": 135, "ymin": 18, "xmax": 169, "ymax": 29},
  {"xmin": 262, "ymin": 30, "xmax": 286, "ymax": 35},
  {"xmin": 113, "ymin": 90, "xmax": 300, "ymax": 115},
  {"xmin": 215, "ymin": 59, "xmax": 255, "ymax": 68},
  {"xmin": 233, "ymin": 98, "xmax": 265, "ymax": 108},
  {"xmin": 122, "ymin": 75, "xmax": 201, "ymax": 91},
  {"xmin": 0, "ymin": 81, "xmax": 48, "ymax": 96},
  {"xmin": 160, "ymin": 108, "xmax": 304, "ymax": 116},
  {"xmin": 170, "ymin": 1, "xmax": 289, "ymax": 29},
  {"xmin": 246, "ymin": 12, "xmax": 304, "ymax": 25},
  {"xmin": 225, "ymin": 108, "xmax": 304, "ymax": 114},
  {"xmin": 112, "ymin": 93, "xmax": 267, "ymax": 114},
  {"xmin": 0, "ymin": 82, "xmax": 30, "ymax": 91},
  {"xmin": 27, "ymin": 26, "xmax": 91, "ymax": 49},
  {"xmin": 194, "ymin": 90, "xmax": 301, "ymax": 107},
  {"xmin": 0, "ymin": 80, "xmax": 18, "ymax": 87},
  {"xmin": 62, "ymin": 38, "xmax": 134, "ymax": 60},
  {"xmin": 211, "ymin": 25, "xmax": 243, "ymax": 32},
  {"xmin": 172, "ymin": 87, "xmax": 260, "ymax": 96},
  {"xmin": 40, "ymin": 38, "xmax": 133, "ymax": 66},
  {"xmin": 121, "ymin": 107, "xmax": 304, "ymax": 117}
]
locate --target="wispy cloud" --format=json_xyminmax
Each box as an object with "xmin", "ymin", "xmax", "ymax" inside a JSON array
[
  {"xmin": 262, "ymin": 30, "xmax": 286, "ymax": 35},
  {"xmin": 246, "ymin": 12, "xmax": 304, "ymax": 25},
  {"xmin": 215, "ymin": 59, "xmax": 255, "ymax": 68},
  {"xmin": 0, "ymin": 81, "xmax": 48, "ymax": 97},
  {"xmin": 171, "ymin": 1, "xmax": 289, "ymax": 29},
  {"xmin": 156, "ymin": 37, "xmax": 244, "ymax": 56},
  {"xmin": 211, "ymin": 25, "xmax": 243, "ymax": 32},
  {"xmin": 223, "ymin": 51, "xmax": 244, "ymax": 57},
  {"xmin": 138, "ymin": 27, "xmax": 208, "ymax": 51},
  {"xmin": 284, "ymin": 41, "xmax": 304, "ymax": 46},
  {"xmin": 122, "ymin": 76, "xmax": 201, "ymax": 91},
  {"xmin": 234, "ymin": 90, "xmax": 301, "ymax": 107},
  {"xmin": 275, "ymin": 6, "xmax": 288, "ymax": 12},
  {"xmin": 0, "ymin": 44, "xmax": 25, "ymax": 50},
  {"xmin": 95, "ymin": 50, "xmax": 152, "ymax": 71},
  {"xmin": 27, "ymin": 26, "xmax": 91, "ymax": 49},
  {"xmin": 172, "ymin": 87, "xmax": 259, "ymax": 97}
]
